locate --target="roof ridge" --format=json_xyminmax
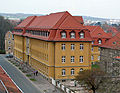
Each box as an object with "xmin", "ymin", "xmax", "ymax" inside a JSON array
[
  {"xmin": 91, "ymin": 26, "xmax": 99, "ymax": 33},
  {"xmin": 26, "ymin": 16, "xmax": 36, "ymax": 28},
  {"xmin": 52, "ymin": 11, "xmax": 69, "ymax": 29}
]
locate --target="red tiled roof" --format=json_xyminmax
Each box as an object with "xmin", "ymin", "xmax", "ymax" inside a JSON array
[
  {"xmin": 0, "ymin": 66, "xmax": 22, "ymax": 93},
  {"xmin": 15, "ymin": 16, "xmax": 36, "ymax": 29},
  {"xmin": 101, "ymin": 32, "xmax": 120, "ymax": 49},
  {"xmin": 115, "ymin": 56, "xmax": 120, "ymax": 59},
  {"xmin": 85, "ymin": 26, "xmax": 111, "ymax": 38},
  {"xmin": 107, "ymin": 27, "xmax": 118, "ymax": 34},
  {"xmin": 73, "ymin": 16, "xmax": 84, "ymax": 24},
  {"xmin": 13, "ymin": 11, "xmax": 92, "ymax": 42}
]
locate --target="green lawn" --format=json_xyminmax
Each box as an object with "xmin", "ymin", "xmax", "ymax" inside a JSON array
[{"xmin": 92, "ymin": 64, "xmax": 99, "ymax": 68}]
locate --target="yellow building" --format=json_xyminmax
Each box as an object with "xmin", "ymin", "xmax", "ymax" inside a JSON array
[
  {"xmin": 13, "ymin": 11, "xmax": 92, "ymax": 82},
  {"xmin": 5, "ymin": 31, "xmax": 14, "ymax": 54},
  {"xmin": 86, "ymin": 26, "xmax": 111, "ymax": 63}
]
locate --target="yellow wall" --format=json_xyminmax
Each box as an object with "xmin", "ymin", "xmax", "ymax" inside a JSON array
[
  {"xmin": 14, "ymin": 35, "xmax": 92, "ymax": 80},
  {"xmin": 54, "ymin": 42, "xmax": 91, "ymax": 80},
  {"xmin": 14, "ymin": 35, "xmax": 24, "ymax": 61},
  {"xmin": 91, "ymin": 46, "xmax": 100, "ymax": 63}
]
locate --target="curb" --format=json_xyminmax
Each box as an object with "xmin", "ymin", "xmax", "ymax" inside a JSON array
[{"xmin": 2, "ymin": 56, "xmax": 43, "ymax": 93}]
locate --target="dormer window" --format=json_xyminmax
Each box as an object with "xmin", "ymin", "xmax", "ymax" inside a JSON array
[
  {"xmin": 70, "ymin": 32, "xmax": 75, "ymax": 38},
  {"xmin": 98, "ymin": 33, "xmax": 101, "ymax": 35},
  {"xmin": 98, "ymin": 39, "xmax": 102, "ymax": 44},
  {"xmin": 80, "ymin": 32, "xmax": 84, "ymax": 38},
  {"xmin": 92, "ymin": 41, "xmax": 94, "ymax": 44},
  {"xmin": 113, "ymin": 42, "xmax": 116, "ymax": 45},
  {"xmin": 61, "ymin": 31, "xmax": 66, "ymax": 38}
]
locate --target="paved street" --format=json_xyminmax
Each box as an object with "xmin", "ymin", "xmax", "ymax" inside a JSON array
[{"xmin": 0, "ymin": 55, "xmax": 41, "ymax": 93}]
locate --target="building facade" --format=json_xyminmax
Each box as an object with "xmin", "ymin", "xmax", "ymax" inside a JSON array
[
  {"xmin": 85, "ymin": 26, "xmax": 111, "ymax": 63},
  {"xmin": 100, "ymin": 32, "xmax": 120, "ymax": 76},
  {"xmin": 13, "ymin": 11, "xmax": 92, "ymax": 82},
  {"xmin": 5, "ymin": 31, "xmax": 14, "ymax": 54}
]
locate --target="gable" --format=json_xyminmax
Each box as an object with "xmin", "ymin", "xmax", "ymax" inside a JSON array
[{"xmin": 58, "ymin": 15, "xmax": 83, "ymax": 29}]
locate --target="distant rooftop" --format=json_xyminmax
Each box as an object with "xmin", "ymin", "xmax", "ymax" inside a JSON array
[{"xmin": 0, "ymin": 66, "xmax": 23, "ymax": 93}]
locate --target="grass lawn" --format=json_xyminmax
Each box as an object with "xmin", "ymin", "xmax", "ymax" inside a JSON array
[
  {"xmin": 92, "ymin": 64, "xmax": 99, "ymax": 68},
  {"xmin": 30, "ymin": 78, "xmax": 37, "ymax": 81},
  {"xmin": 26, "ymin": 74, "xmax": 32, "ymax": 77}
]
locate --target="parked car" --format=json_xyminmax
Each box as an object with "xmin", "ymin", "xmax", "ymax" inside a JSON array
[{"xmin": 5, "ymin": 54, "xmax": 13, "ymax": 58}]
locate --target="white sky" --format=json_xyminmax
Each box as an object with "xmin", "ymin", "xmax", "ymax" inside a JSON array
[{"xmin": 0, "ymin": 0, "xmax": 120, "ymax": 19}]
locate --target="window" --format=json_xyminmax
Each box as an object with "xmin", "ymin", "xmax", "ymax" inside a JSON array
[
  {"xmin": 8, "ymin": 47, "xmax": 11, "ymax": 50},
  {"xmin": 80, "ymin": 68, "xmax": 83, "ymax": 71},
  {"xmin": 98, "ymin": 48, "xmax": 100, "ymax": 51},
  {"xmin": 71, "ymin": 56, "xmax": 75, "ymax": 63},
  {"xmin": 98, "ymin": 33, "xmax": 101, "ymax": 35},
  {"xmin": 62, "ymin": 69, "xmax": 65, "ymax": 76},
  {"xmin": 71, "ymin": 69, "xmax": 74, "ymax": 75},
  {"xmin": 92, "ymin": 41, "xmax": 94, "ymax": 44},
  {"xmin": 12, "ymin": 35, "xmax": 14, "ymax": 40},
  {"xmin": 8, "ymin": 34, "xmax": 10, "ymax": 38},
  {"xmin": 61, "ymin": 32, "xmax": 66, "ymax": 38},
  {"xmin": 62, "ymin": 56, "xmax": 66, "ymax": 63},
  {"xmin": 91, "ymin": 47, "xmax": 94, "ymax": 51},
  {"xmin": 91, "ymin": 55, "xmax": 94, "ymax": 60},
  {"xmin": 79, "ymin": 56, "xmax": 83, "ymax": 63},
  {"xmin": 80, "ymin": 44, "xmax": 83, "ymax": 50},
  {"xmin": 113, "ymin": 42, "xmax": 116, "ymax": 45},
  {"xmin": 98, "ymin": 56, "xmax": 100, "ymax": 60},
  {"xmin": 8, "ymin": 40, "xmax": 11, "ymax": 44},
  {"xmin": 98, "ymin": 39, "xmax": 102, "ymax": 44},
  {"xmin": 71, "ymin": 44, "xmax": 75, "ymax": 50},
  {"xmin": 61, "ymin": 44, "xmax": 65, "ymax": 50},
  {"xmin": 80, "ymin": 32, "xmax": 84, "ymax": 38},
  {"xmin": 70, "ymin": 32, "xmax": 75, "ymax": 38}
]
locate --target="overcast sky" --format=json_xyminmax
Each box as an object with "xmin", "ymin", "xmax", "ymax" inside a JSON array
[{"xmin": 0, "ymin": 0, "xmax": 120, "ymax": 19}]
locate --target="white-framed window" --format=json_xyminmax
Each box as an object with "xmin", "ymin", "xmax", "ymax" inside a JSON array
[
  {"xmin": 98, "ymin": 56, "xmax": 100, "ymax": 60},
  {"xmin": 98, "ymin": 47, "xmax": 100, "ymax": 51},
  {"xmin": 79, "ymin": 56, "xmax": 83, "ymax": 63},
  {"xmin": 12, "ymin": 35, "xmax": 14, "ymax": 40},
  {"xmin": 61, "ymin": 44, "xmax": 65, "ymax": 50},
  {"xmin": 8, "ymin": 34, "xmax": 10, "ymax": 38},
  {"xmin": 71, "ymin": 56, "xmax": 75, "ymax": 63},
  {"xmin": 98, "ymin": 39, "xmax": 102, "ymax": 44},
  {"xmin": 70, "ymin": 32, "xmax": 75, "ymax": 38},
  {"xmin": 8, "ymin": 47, "xmax": 11, "ymax": 50},
  {"xmin": 62, "ymin": 56, "xmax": 66, "ymax": 63},
  {"xmin": 61, "ymin": 32, "xmax": 66, "ymax": 38},
  {"xmin": 92, "ymin": 41, "xmax": 94, "ymax": 44},
  {"xmin": 8, "ymin": 40, "xmax": 11, "ymax": 44},
  {"xmin": 80, "ymin": 32, "xmax": 84, "ymax": 38},
  {"xmin": 62, "ymin": 69, "xmax": 66, "ymax": 76},
  {"xmin": 80, "ymin": 44, "xmax": 83, "ymax": 50},
  {"xmin": 91, "ymin": 47, "xmax": 94, "ymax": 51},
  {"xmin": 91, "ymin": 55, "xmax": 94, "ymax": 60},
  {"xmin": 71, "ymin": 44, "xmax": 75, "ymax": 50},
  {"xmin": 80, "ymin": 68, "xmax": 83, "ymax": 71},
  {"xmin": 71, "ymin": 69, "xmax": 74, "ymax": 75}
]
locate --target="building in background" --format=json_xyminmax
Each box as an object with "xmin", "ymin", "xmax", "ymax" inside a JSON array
[
  {"xmin": 13, "ymin": 11, "xmax": 92, "ymax": 83},
  {"xmin": 5, "ymin": 31, "xmax": 14, "ymax": 54},
  {"xmin": 100, "ymin": 32, "xmax": 120, "ymax": 76},
  {"xmin": 85, "ymin": 26, "xmax": 111, "ymax": 63}
]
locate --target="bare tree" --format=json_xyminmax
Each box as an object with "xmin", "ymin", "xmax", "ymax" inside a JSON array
[{"xmin": 75, "ymin": 68, "xmax": 105, "ymax": 93}]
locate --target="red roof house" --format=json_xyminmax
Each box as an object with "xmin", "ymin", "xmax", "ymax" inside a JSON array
[
  {"xmin": 85, "ymin": 26, "xmax": 111, "ymax": 46},
  {"xmin": 101, "ymin": 32, "xmax": 120, "ymax": 49},
  {"xmin": 13, "ymin": 11, "xmax": 92, "ymax": 42}
]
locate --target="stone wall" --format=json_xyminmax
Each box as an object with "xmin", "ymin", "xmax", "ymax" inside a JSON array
[{"xmin": 100, "ymin": 47, "xmax": 120, "ymax": 76}]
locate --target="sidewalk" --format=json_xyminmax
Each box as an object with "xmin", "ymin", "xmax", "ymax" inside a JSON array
[{"xmin": 7, "ymin": 57, "xmax": 64, "ymax": 93}]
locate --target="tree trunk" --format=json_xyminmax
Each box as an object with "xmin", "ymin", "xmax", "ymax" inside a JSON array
[{"xmin": 93, "ymin": 90, "xmax": 96, "ymax": 93}]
